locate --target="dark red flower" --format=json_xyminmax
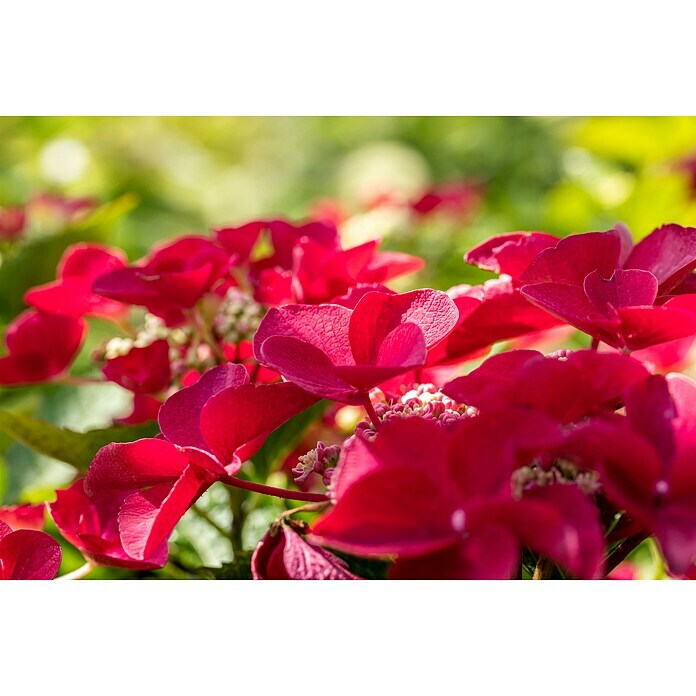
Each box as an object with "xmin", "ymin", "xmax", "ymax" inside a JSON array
[
  {"xmin": 312, "ymin": 416, "xmax": 604, "ymax": 579},
  {"xmin": 25, "ymin": 243, "xmax": 128, "ymax": 319},
  {"xmin": 253, "ymin": 289, "xmax": 459, "ymax": 404},
  {"xmin": 50, "ymin": 479, "xmax": 168, "ymax": 570},
  {"xmin": 443, "ymin": 349, "xmax": 649, "ymax": 423},
  {"xmin": 85, "ymin": 364, "xmax": 318, "ymax": 560},
  {"xmin": 411, "ymin": 182, "xmax": 482, "ymax": 219},
  {"xmin": 252, "ymin": 523, "xmax": 358, "ymax": 580},
  {"xmin": 102, "ymin": 339, "xmax": 172, "ymax": 394},
  {"xmin": 0, "ymin": 520, "xmax": 62, "ymax": 580},
  {"xmin": 519, "ymin": 225, "xmax": 696, "ymax": 350},
  {"xmin": 561, "ymin": 373, "xmax": 696, "ymax": 575},
  {"xmin": 0, "ymin": 309, "xmax": 86, "ymax": 386},
  {"xmin": 92, "ymin": 236, "xmax": 231, "ymax": 324}
]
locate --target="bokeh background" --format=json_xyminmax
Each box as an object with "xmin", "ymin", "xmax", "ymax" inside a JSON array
[{"xmin": 2, "ymin": 115, "xmax": 696, "ymax": 577}]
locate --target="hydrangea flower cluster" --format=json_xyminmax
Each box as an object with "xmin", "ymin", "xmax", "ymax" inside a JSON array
[{"xmin": 5, "ymin": 202, "xmax": 696, "ymax": 580}]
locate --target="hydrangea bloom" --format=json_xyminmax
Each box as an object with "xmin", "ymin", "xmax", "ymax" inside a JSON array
[
  {"xmin": 25, "ymin": 243, "xmax": 128, "ymax": 319},
  {"xmin": 443, "ymin": 349, "xmax": 649, "ymax": 423},
  {"xmin": 253, "ymin": 289, "xmax": 458, "ymax": 404},
  {"xmin": 85, "ymin": 364, "xmax": 319, "ymax": 561},
  {"xmin": 92, "ymin": 236, "xmax": 231, "ymax": 324},
  {"xmin": 50, "ymin": 480, "xmax": 168, "ymax": 570},
  {"xmin": 561, "ymin": 373, "xmax": 696, "ymax": 575},
  {"xmin": 313, "ymin": 417, "xmax": 604, "ymax": 579},
  {"xmin": 216, "ymin": 218, "xmax": 423, "ymax": 305},
  {"xmin": 518, "ymin": 225, "xmax": 696, "ymax": 350}
]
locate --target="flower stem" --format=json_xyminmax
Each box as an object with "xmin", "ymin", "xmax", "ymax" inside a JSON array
[
  {"xmin": 590, "ymin": 337, "xmax": 600, "ymax": 351},
  {"xmin": 228, "ymin": 487, "xmax": 246, "ymax": 556},
  {"xmin": 363, "ymin": 398, "xmax": 381, "ymax": 430},
  {"xmin": 57, "ymin": 561, "xmax": 94, "ymax": 581},
  {"xmin": 190, "ymin": 307, "xmax": 227, "ymax": 364},
  {"xmin": 225, "ymin": 477, "xmax": 328, "ymax": 503},
  {"xmin": 60, "ymin": 375, "xmax": 105, "ymax": 386},
  {"xmin": 191, "ymin": 504, "xmax": 229, "ymax": 539}
]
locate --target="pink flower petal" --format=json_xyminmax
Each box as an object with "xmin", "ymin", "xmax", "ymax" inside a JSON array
[
  {"xmin": 520, "ymin": 228, "xmax": 631, "ymax": 286},
  {"xmin": 200, "ymin": 381, "xmax": 319, "ymax": 467},
  {"xmin": 158, "ymin": 364, "xmax": 249, "ymax": 450},
  {"xmin": 119, "ymin": 464, "xmax": 214, "ymax": 560},
  {"xmin": 465, "ymin": 232, "xmax": 558, "ymax": 279},
  {"xmin": 583, "ymin": 268, "xmax": 658, "ymax": 315}
]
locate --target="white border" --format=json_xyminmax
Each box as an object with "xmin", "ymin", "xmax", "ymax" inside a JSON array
[
  {"xmin": 2, "ymin": 581, "xmax": 693, "ymax": 694},
  {"xmin": 2, "ymin": 2, "xmax": 695, "ymax": 114}
]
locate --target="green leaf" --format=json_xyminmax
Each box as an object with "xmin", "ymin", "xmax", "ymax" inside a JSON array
[
  {"xmin": 72, "ymin": 192, "xmax": 140, "ymax": 232},
  {"xmin": 250, "ymin": 400, "xmax": 327, "ymax": 480},
  {"xmin": 0, "ymin": 410, "xmax": 158, "ymax": 472}
]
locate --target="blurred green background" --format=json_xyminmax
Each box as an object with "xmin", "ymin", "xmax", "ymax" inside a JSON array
[{"xmin": 2, "ymin": 116, "xmax": 696, "ymax": 578}]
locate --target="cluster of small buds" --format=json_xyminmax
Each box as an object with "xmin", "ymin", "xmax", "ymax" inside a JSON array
[
  {"xmin": 549, "ymin": 349, "xmax": 573, "ymax": 360},
  {"xmin": 96, "ymin": 314, "xmax": 192, "ymax": 362},
  {"xmin": 292, "ymin": 441, "xmax": 342, "ymax": 487},
  {"xmin": 213, "ymin": 287, "xmax": 265, "ymax": 344},
  {"xmin": 355, "ymin": 384, "xmax": 476, "ymax": 440},
  {"xmin": 511, "ymin": 460, "xmax": 601, "ymax": 499}
]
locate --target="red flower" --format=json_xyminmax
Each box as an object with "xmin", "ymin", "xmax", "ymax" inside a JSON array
[
  {"xmin": 410, "ymin": 182, "xmax": 482, "ymax": 219},
  {"xmin": 50, "ymin": 480, "xmax": 168, "ymax": 570},
  {"xmin": 92, "ymin": 236, "xmax": 231, "ymax": 324},
  {"xmin": 25, "ymin": 243, "xmax": 128, "ymax": 319},
  {"xmin": 0, "ymin": 309, "xmax": 86, "ymax": 386},
  {"xmin": 290, "ymin": 237, "xmax": 424, "ymax": 305},
  {"xmin": 429, "ymin": 277, "xmax": 562, "ymax": 365},
  {"xmin": 216, "ymin": 219, "xmax": 423, "ymax": 305},
  {"xmin": 0, "ymin": 503, "xmax": 45, "ymax": 531},
  {"xmin": 0, "ymin": 520, "xmax": 61, "ymax": 580},
  {"xmin": 216, "ymin": 219, "xmax": 339, "ymax": 270},
  {"xmin": 312, "ymin": 417, "xmax": 603, "ymax": 579},
  {"xmin": 253, "ymin": 289, "xmax": 459, "ymax": 404},
  {"xmin": 84, "ymin": 364, "xmax": 318, "ymax": 560},
  {"xmin": 443, "ymin": 349, "xmax": 649, "ymax": 423},
  {"xmin": 0, "ymin": 206, "xmax": 26, "ymax": 240},
  {"xmin": 519, "ymin": 225, "xmax": 696, "ymax": 350},
  {"xmin": 562, "ymin": 373, "xmax": 696, "ymax": 575},
  {"xmin": 428, "ymin": 232, "xmax": 563, "ymax": 366},
  {"xmin": 252, "ymin": 523, "xmax": 358, "ymax": 580},
  {"xmin": 102, "ymin": 340, "xmax": 172, "ymax": 394}
]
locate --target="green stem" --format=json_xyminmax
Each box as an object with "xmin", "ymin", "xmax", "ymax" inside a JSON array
[
  {"xmin": 57, "ymin": 561, "xmax": 94, "ymax": 580},
  {"xmin": 228, "ymin": 488, "xmax": 246, "ymax": 556},
  {"xmin": 191, "ymin": 504, "xmax": 229, "ymax": 539}
]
